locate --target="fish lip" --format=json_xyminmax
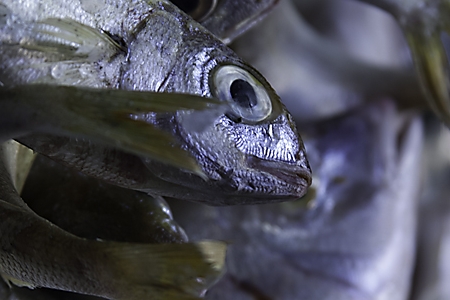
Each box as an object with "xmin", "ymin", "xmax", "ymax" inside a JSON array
[{"xmin": 246, "ymin": 155, "xmax": 312, "ymax": 191}]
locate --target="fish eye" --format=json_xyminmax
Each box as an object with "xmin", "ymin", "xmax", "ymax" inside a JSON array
[
  {"xmin": 171, "ymin": 0, "xmax": 218, "ymax": 22},
  {"xmin": 212, "ymin": 65, "xmax": 273, "ymax": 123}
]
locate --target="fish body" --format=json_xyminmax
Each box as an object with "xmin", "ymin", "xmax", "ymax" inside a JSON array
[
  {"xmin": 0, "ymin": 147, "xmax": 226, "ymax": 299},
  {"xmin": 0, "ymin": 0, "xmax": 311, "ymax": 205},
  {"xmin": 22, "ymin": 154, "xmax": 189, "ymax": 244}
]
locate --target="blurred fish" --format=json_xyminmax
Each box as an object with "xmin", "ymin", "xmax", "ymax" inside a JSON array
[
  {"xmin": 22, "ymin": 154, "xmax": 188, "ymax": 244},
  {"xmin": 0, "ymin": 147, "xmax": 227, "ymax": 300},
  {"xmin": 353, "ymin": 0, "xmax": 450, "ymax": 127},
  {"xmin": 170, "ymin": 0, "xmax": 279, "ymax": 44},
  {"xmin": 0, "ymin": 0, "xmax": 311, "ymax": 205},
  {"xmin": 410, "ymin": 119, "xmax": 450, "ymax": 300},
  {"xmin": 232, "ymin": 0, "xmax": 425, "ymax": 122},
  {"xmin": 167, "ymin": 101, "xmax": 423, "ymax": 300}
]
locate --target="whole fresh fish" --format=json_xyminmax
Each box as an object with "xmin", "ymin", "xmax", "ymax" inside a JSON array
[
  {"xmin": 0, "ymin": 0, "xmax": 311, "ymax": 205},
  {"xmin": 0, "ymin": 146, "xmax": 227, "ymax": 300},
  {"xmin": 170, "ymin": 0, "xmax": 280, "ymax": 44}
]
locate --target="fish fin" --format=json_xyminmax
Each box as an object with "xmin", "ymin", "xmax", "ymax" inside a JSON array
[
  {"xmin": 27, "ymin": 18, "xmax": 125, "ymax": 61},
  {"xmin": 103, "ymin": 240, "xmax": 227, "ymax": 299},
  {"xmin": 0, "ymin": 273, "xmax": 36, "ymax": 289},
  {"xmin": 0, "ymin": 85, "xmax": 220, "ymax": 175},
  {"xmin": 1, "ymin": 141, "xmax": 36, "ymax": 195},
  {"xmin": 0, "ymin": 16, "xmax": 122, "ymax": 86},
  {"xmin": 27, "ymin": 18, "xmax": 124, "ymax": 86},
  {"xmin": 405, "ymin": 30, "xmax": 450, "ymax": 127}
]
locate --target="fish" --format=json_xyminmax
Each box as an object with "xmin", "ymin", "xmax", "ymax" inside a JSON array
[
  {"xmin": 169, "ymin": 0, "xmax": 280, "ymax": 44},
  {"xmin": 167, "ymin": 101, "xmax": 423, "ymax": 300},
  {"xmin": 409, "ymin": 119, "xmax": 450, "ymax": 300},
  {"xmin": 231, "ymin": 0, "xmax": 425, "ymax": 123},
  {"xmin": 350, "ymin": 0, "xmax": 450, "ymax": 127},
  {"xmin": 22, "ymin": 153, "xmax": 189, "ymax": 244},
  {"xmin": 0, "ymin": 0, "xmax": 311, "ymax": 206},
  {"xmin": 0, "ymin": 146, "xmax": 227, "ymax": 300}
]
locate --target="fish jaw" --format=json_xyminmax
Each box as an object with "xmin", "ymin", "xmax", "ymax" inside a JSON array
[{"xmin": 141, "ymin": 112, "xmax": 312, "ymax": 206}]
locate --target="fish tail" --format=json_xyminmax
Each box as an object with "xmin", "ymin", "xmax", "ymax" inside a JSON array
[{"xmin": 100, "ymin": 240, "xmax": 227, "ymax": 299}]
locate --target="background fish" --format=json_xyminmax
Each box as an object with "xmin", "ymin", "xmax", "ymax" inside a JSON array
[
  {"xmin": 166, "ymin": 101, "xmax": 422, "ymax": 300},
  {"xmin": 231, "ymin": 0, "xmax": 424, "ymax": 123},
  {"xmin": 170, "ymin": 0, "xmax": 280, "ymax": 44},
  {"xmin": 410, "ymin": 119, "xmax": 450, "ymax": 300},
  {"xmin": 349, "ymin": 0, "xmax": 450, "ymax": 127},
  {"xmin": 0, "ymin": 0, "xmax": 311, "ymax": 205},
  {"xmin": 22, "ymin": 154, "xmax": 188, "ymax": 244},
  {"xmin": 0, "ymin": 147, "xmax": 227, "ymax": 300}
]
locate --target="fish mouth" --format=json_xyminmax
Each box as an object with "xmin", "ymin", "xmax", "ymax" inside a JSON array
[{"xmin": 246, "ymin": 155, "xmax": 312, "ymax": 194}]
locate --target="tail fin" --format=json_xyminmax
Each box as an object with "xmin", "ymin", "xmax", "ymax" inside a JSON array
[{"xmin": 102, "ymin": 240, "xmax": 227, "ymax": 300}]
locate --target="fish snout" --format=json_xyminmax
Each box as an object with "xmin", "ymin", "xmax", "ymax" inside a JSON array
[{"xmin": 246, "ymin": 154, "xmax": 312, "ymax": 199}]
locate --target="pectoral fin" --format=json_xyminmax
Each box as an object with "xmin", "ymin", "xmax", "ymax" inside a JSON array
[
  {"xmin": 0, "ymin": 85, "xmax": 222, "ymax": 175},
  {"xmin": 405, "ymin": 30, "xmax": 450, "ymax": 126}
]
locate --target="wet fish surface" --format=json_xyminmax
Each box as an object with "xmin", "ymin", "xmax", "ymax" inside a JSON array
[{"xmin": 0, "ymin": 0, "xmax": 311, "ymax": 206}]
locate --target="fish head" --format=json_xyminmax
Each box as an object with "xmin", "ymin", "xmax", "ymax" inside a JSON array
[
  {"xmin": 143, "ymin": 59, "xmax": 311, "ymax": 205},
  {"xmin": 130, "ymin": 3, "xmax": 311, "ymax": 205}
]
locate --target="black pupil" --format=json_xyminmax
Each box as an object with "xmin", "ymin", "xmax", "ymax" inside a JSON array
[{"xmin": 230, "ymin": 79, "xmax": 257, "ymax": 108}]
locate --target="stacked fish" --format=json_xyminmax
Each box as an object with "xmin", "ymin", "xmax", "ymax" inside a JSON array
[
  {"xmin": 0, "ymin": 0, "xmax": 311, "ymax": 299},
  {"xmin": 1, "ymin": 0, "xmax": 450, "ymax": 299}
]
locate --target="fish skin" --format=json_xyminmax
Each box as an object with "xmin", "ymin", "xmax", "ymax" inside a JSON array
[
  {"xmin": 22, "ymin": 154, "xmax": 188, "ymax": 244},
  {"xmin": 0, "ymin": 0, "xmax": 311, "ymax": 205},
  {"xmin": 0, "ymin": 148, "xmax": 227, "ymax": 300},
  {"xmin": 170, "ymin": 0, "xmax": 280, "ymax": 44}
]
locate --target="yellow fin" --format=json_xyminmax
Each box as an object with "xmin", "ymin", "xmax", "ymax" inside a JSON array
[
  {"xmin": 406, "ymin": 31, "xmax": 450, "ymax": 125},
  {"xmin": 0, "ymin": 273, "xmax": 36, "ymax": 289},
  {"xmin": 102, "ymin": 240, "xmax": 227, "ymax": 299},
  {"xmin": 1, "ymin": 140, "xmax": 36, "ymax": 195}
]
